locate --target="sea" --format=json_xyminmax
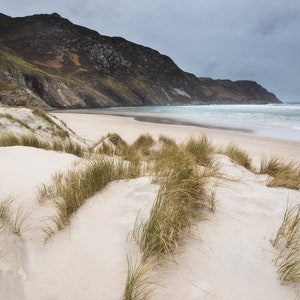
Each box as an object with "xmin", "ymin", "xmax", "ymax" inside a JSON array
[{"xmin": 69, "ymin": 103, "xmax": 300, "ymax": 143}]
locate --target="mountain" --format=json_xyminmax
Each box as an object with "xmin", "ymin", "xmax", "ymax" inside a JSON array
[{"xmin": 0, "ymin": 13, "xmax": 281, "ymax": 109}]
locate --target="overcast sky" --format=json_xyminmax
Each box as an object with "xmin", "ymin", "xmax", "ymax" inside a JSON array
[{"xmin": 1, "ymin": 0, "xmax": 300, "ymax": 102}]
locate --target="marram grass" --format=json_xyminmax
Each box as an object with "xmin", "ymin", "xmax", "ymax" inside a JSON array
[
  {"xmin": 223, "ymin": 143, "xmax": 252, "ymax": 170},
  {"xmin": 124, "ymin": 140, "xmax": 218, "ymax": 299},
  {"xmin": 0, "ymin": 132, "xmax": 87, "ymax": 157},
  {"xmin": 158, "ymin": 134, "xmax": 177, "ymax": 147},
  {"xmin": 39, "ymin": 158, "xmax": 141, "ymax": 237},
  {"xmin": 260, "ymin": 157, "xmax": 300, "ymax": 190},
  {"xmin": 272, "ymin": 203, "xmax": 300, "ymax": 284},
  {"xmin": 139, "ymin": 144, "xmax": 213, "ymax": 260},
  {"xmin": 184, "ymin": 135, "xmax": 215, "ymax": 167},
  {"xmin": 0, "ymin": 197, "xmax": 29, "ymax": 236},
  {"xmin": 123, "ymin": 253, "xmax": 158, "ymax": 300}
]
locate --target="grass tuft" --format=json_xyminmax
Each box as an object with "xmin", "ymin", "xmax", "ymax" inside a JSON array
[
  {"xmin": 39, "ymin": 158, "xmax": 138, "ymax": 236},
  {"xmin": 0, "ymin": 132, "xmax": 87, "ymax": 157},
  {"xmin": 139, "ymin": 144, "xmax": 212, "ymax": 259},
  {"xmin": 0, "ymin": 197, "xmax": 29, "ymax": 236},
  {"xmin": 223, "ymin": 143, "xmax": 252, "ymax": 170},
  {"xmin": 158, "ymin": 134, "xmax": 177, "ymax": 147},
  {"xmin": 260, "ymin": 157, "xmax": 300, "ymax": 190},
  {"xmin": 272, "ymin": 203, "xmax": 300, "ymax": 284},
  {"xmin": 184, "ymin": 135, "xmax": 215, "ymax": 167},
  {"xmin": 130, "ymin": 134, "xmax": 156, "ymax": 160},
  {"xmin": 93, "ymin": 132, "xmax": 127, "ymax": 156},
  {"xmin": 0, "ymin": 197, "xmax": 13, "ymax": 224},
  {"xmin": 123, "ymin": 253, "xmax": 157, "ymax": 300}
]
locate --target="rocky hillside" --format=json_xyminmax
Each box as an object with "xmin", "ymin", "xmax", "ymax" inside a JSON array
[{"xmin": 0, "ymin": 13, "xmax": 281, "ymax": 108}]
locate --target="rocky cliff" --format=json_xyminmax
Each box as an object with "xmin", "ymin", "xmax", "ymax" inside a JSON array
[{"xmin": 0, "ymin": 13, "xmax": 281, "ymax": 108}]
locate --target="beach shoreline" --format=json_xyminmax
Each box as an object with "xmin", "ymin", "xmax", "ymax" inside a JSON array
[
  {"xmin": 52, "ymin": 112, "xmax": 300, "ymax": 167},
  {"xmin": 53, "ymin": 109, "xmax": 253, "ymax": 134}
]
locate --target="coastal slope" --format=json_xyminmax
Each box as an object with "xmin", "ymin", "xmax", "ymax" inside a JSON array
[{"xmin": 0, "ymin": 13, "xmax": 281, "ymax": 108}]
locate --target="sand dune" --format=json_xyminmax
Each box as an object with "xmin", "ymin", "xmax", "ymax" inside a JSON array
[{"xmin": 0, "ymin": 111, "xmax": 299, "ymax": 299}]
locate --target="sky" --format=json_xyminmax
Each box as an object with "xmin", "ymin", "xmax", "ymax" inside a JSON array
[{"xmin": 1, "ymin": 0, "xmax": 300, "ymax": 102}]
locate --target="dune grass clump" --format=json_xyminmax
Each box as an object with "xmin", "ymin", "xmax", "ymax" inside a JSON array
[
  {"xmin": 0, "ymin": 132, "xmax": 87, "ymax": 157},
  {"xmin": 39, "ymin": 158, "xmax": 138, "ymax": 235},
  {"xmin": 53, "ymin": 139, "xmax": 87, "ymax": 158},
  {"xmin": 184, "ymin": 135, "xmax": 215, "ymax": 167},
  {"xmin": 93, "ymin": 132, "xmax": 127, "ymax": 155},
  {"xmin": 106, "ymin": 132, "xmax": 127, "ymax": 148},
  {"xmin": 0, "ymin": 197, "xmax": 29, "ymax": 236},
  {"xmin": 130, "ymin": 133, "xmax": 156, "ymax": 161},
  {"xmin": 123, "ymin": 254, "xmax": 157, "ymax": 300},
  {"xmin": 152, "ymin": 143, "xmax": 180, "ymax": 182},
  {"xmin": 117, "ymin": 134, "xmax": 156, "ymax": 176},
  {"xmin": 0, "ymin": 197, "xmax": 12, "ymax": 224},
  {"xmin": 272, "ymin": 203, "xmax": 300, "ymax": 283},
  {"xmin": 124, "ymin": 142, "xmax": 214, "ymax": 298},
  {"xmin": 158, "ymin": 134, "xmax": 177, "ymax": 147},
  {"xmin": 139, "ymin": 144, "xmax": 211, "ymax": 259},
  {"xmin": 223, "ymin": 143, "xmax": 252, "ymax": 170},
  {"xmin": 0, "ymin": 133, "xmax": 20, "ymax": 147},
  {"xmin": 0, "ymin": 133, "xmax": 51, "ymax": 149},
  {"xmin": 260, "ymin": 157, "xmax": 300, "ymax": 190}
]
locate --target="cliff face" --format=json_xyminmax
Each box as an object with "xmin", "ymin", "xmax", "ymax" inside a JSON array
[{"xmin": 0, "ymin": 13, "xmax": 281, "ymax": 108}]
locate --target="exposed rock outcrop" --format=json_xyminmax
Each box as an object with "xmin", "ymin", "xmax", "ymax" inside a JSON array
[{"xmin": 0, "ymin": 13, "xmax": 281, "ymax": 108}]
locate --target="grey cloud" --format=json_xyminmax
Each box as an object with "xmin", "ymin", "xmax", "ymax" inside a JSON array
[{"xmin": 254, "ymin": 5, "xmax": 300, "ymax": 36}]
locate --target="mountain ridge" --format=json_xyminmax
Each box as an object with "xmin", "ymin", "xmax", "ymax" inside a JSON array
[{"xmin": 0, "ymin": 13, "xmax": 281, "ymax": 108}]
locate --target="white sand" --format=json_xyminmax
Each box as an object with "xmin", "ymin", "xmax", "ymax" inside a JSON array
[
  {"xmin": 52, "ymin": 112, "xmax": 300, "ymax": 167},
  {"xmin": 0, "ymin": 112, "xmax": 299, "ymax": 299}
]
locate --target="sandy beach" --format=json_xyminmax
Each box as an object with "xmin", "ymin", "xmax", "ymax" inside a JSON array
[
  {"xmin": 1, "ymin": 110, "xmax": 300, "ymax": 299},
  {"xmin": 53, "ymin": 112, "xmax": 300, "ymax": 167}
]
